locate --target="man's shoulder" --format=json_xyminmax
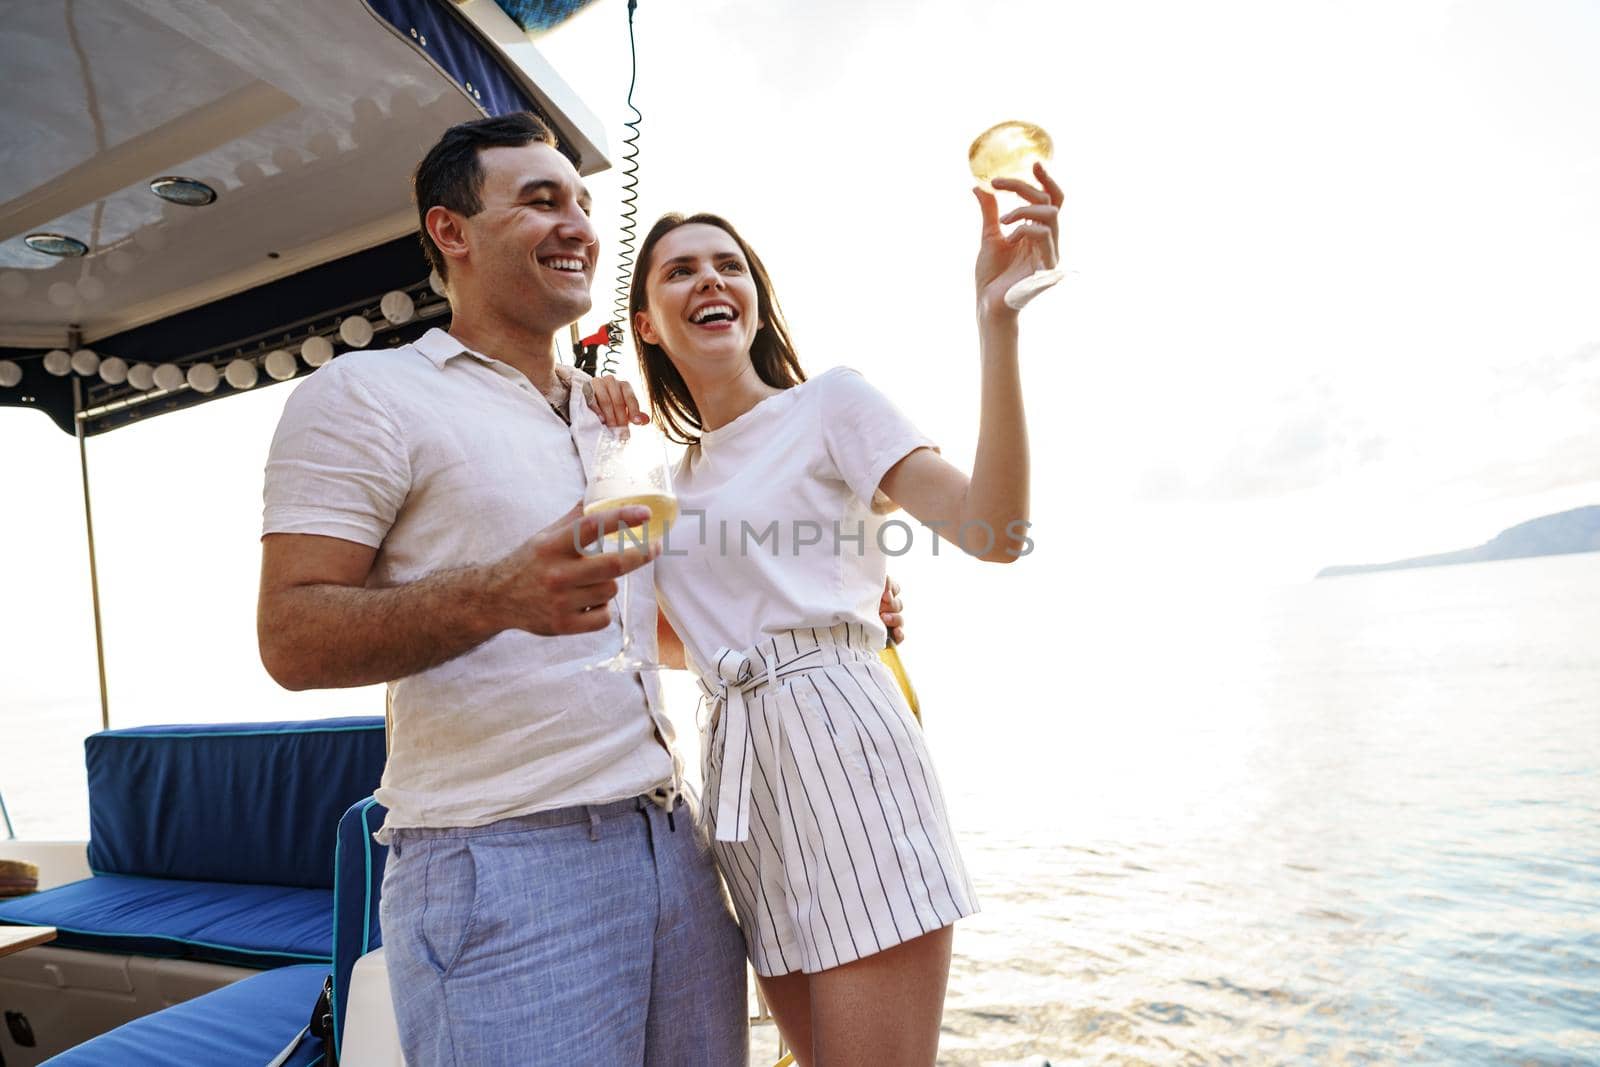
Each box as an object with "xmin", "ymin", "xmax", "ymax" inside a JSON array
[
  {"xmin": 322, "ymin": 341, "xmax": 433, "ymax": 378},
  {"xmin": 273, "ymin": 345, "xmax": 439, "ymax": 443},
  {"xmin": 291, "ymin": 343, "xmax": 431, "ymax": 399}
]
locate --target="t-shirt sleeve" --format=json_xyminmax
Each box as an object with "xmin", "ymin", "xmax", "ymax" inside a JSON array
[
  {"xmin": 261, "ymin": 363, "xmax": 409, "ymax": 547},
  {"xmin": 817, "ymin": 367, "xmax": 937, "ymax": 506}
]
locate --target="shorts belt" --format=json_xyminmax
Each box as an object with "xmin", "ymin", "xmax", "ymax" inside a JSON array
[{"xmin": 696, "ymin": 623, "xmax": 878, "ymax": 843}]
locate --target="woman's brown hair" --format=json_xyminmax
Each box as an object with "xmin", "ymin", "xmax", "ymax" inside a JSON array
[{"xmin": 629, "ymin": 213, "xmax": 806, "ymax": 444}]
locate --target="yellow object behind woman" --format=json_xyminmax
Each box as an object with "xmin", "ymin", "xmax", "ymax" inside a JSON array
[{"xmin": 878, "ymin": 643, "xmax": 921, "ymax": 724}]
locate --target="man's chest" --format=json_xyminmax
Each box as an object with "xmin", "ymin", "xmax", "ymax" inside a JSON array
[{"xmin": 383, "ymin": 395, "xmax": 595, "ymax": 571}]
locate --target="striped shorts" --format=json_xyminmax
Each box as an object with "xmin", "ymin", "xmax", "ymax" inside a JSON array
[{"xmin": 696, "ymin": 622, "xmax": 979, "ymax": 977}]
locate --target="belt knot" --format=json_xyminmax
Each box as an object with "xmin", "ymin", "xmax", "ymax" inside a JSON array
[{"xmin": 706, "ymin": 646, "xmax": 777, "ymax": 843}]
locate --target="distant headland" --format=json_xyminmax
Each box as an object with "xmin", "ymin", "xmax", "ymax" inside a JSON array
[{"xmin": 1316, "ymin": 505, "xmax": 1600, "ymax": 579}]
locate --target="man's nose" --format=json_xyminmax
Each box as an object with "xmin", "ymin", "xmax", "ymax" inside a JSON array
[{"xmin": 559, "ymin": 207, "xmax": 598, "ymax": 246}]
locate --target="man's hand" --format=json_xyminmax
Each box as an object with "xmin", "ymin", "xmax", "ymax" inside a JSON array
[
  {"xmin": 582, "ymin": 375, "xmax": 650, "ymax": 429},
  {"xmin": 879, "ymin": 576, "xmax": 905, "ymax": 645},
  {"xmin": 485, "ymin": 501, "xmax": 661, "ymax": 635}
]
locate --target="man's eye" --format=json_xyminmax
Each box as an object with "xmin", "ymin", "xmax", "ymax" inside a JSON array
[{"xmin": 528, "ymin": 199, "xmax": 555, "ymax": 208}]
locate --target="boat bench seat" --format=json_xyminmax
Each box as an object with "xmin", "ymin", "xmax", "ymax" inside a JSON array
[
  {"xmin": 0, "ymin": 718, "xmax": 386, "ymax": 969},
  {"xmin": 0, "ymin": 874, "xmax": 331, "ymax": 968},
  {"xmin": 43, "ymin": 962, "xmax": 330, "ymax": 1066},
  {"xmin": 330, "ymin": 796, "xmax": 389, "ymax": 1054},
  {"xmin": 2, "ymin": 795, "xmax": 390, "ymax": 1065}
]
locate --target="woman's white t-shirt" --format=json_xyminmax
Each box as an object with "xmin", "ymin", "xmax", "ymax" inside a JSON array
[{"xmin": 654, "ymin": 367, "xmax": 935, "ymax": 677}]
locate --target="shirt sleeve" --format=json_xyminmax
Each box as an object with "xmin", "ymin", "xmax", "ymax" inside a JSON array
[
  {"xmin": 261, "ymin": 362, "xmax": 410, "ymax": 547},
  {"xmin": 817, "ymin": 367, "xmax": 937, "ymax": 506}
]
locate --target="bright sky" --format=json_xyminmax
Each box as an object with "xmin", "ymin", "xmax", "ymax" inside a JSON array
[
  {"xmin": 3, "ymin": 0, "xmax": 1599, "ymax": 806},
  {"xmin": 537, "ymin": 0, "xmax": 1600, "ymax": 581}
]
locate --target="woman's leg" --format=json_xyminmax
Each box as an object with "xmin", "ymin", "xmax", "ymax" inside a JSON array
[
  {"xmin": 806, "ymin": 925, "xmax": 954, "ymax": 1066},
  {"xmin": 757, "ymin": 969, "xmax": 814, "ymax": 1065}
]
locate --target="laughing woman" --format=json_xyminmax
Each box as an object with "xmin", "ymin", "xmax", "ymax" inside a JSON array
[{"xmin": 589, "ymin": 166, "xmax": 1060, "ymax": 1065}]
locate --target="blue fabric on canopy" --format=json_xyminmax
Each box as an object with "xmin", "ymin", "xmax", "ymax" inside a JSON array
[
  {"xmin": 85, "ymin": 717, "xmax": 386, "ymax": 890},
  {"xmin": 366, "ymin": 0, "xmax": 543, "ymax": 121},
  {"xmin": 0, "ymin": 875, "xmax": 332, "ymax": 968},
  {"xmin": 493, "ymin": 0, "xmax": 603, "ymax": 32},
  {"xmin": 43, "ymin": 963, "xmax": 329, "ymax": 1066},
  {"xmin": 331, "ymin": 796, "xmax": 389, "ymax": 1056}
]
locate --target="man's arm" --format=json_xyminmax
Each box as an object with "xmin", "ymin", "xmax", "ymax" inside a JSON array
[{"xmin": 258, "ymin": 503, "xmax": 658, "ymax": 691}]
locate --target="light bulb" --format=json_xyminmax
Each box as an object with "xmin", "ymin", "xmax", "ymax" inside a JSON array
[
  {"xmin": 224, "ymin": 359, "xmax": 259, "ymax": 389},
  {"xmin": 339, "ymin": 316, "xmax": 374, "ymax": 349},
  {"xmin": 380, "ymin": 290, "xmax": 415, "ymax": 325},
  {"xmin": 264, "ymin": 349, "xmax": 298, "ymax": 381},
  {"xmin": 301, "ymin": 335, "xmax": 334, "ymax": 367},
  {"xmin": 186, "ymin": 364, "xmax": 220, "ymax": 394},
  {"xmin": 152, "ymin": 363, "xmax": 184, "ymax": 391}
]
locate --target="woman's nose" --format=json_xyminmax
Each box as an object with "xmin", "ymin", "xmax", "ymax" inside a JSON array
[{"xmin": 695, "ymin": 268, "xmax": 725, "ymax": 290}]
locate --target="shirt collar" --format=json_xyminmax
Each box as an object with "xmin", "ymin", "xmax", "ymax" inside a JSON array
[
  {"xmin": 412, "ymin": 326, "xmax": 593, "ymax": 421},
  {"xmin": 412, "ymin": 327, "xmax": 482, "ymax": 370},
  {"xmin": 410, "ymin": 327, "xmax": 590, "ymax": 383}
]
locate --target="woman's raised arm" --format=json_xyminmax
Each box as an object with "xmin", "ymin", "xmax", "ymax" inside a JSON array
[{"xmin": 878, "ymin": 164, "xmax": 1061, "ymax": 563}]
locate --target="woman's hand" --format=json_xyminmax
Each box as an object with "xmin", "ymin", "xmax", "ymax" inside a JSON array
[
  {"xmin": 582, "ymin": 375, "xmax": 651, "ymax": 429},
  {"xmin": 879, "ymin": 576, "xmax": 905, "ymax": 645},
  {"xmin": 973, "ymin": 162, "xmax": 1063, "ymax": 319}
]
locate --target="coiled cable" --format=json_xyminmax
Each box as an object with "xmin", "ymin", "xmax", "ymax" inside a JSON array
[{"xmin": 598, "ymin": 0, "xmax": 642, "ymax": 377}]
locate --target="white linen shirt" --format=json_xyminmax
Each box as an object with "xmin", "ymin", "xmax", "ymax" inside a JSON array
[
  {"xmin": 262, "ymin": 328, "xmax": 675, "ymax": 838},
  {"xmin": 653, "ymin": 367, "xmax": 936, "ymax": 678}
]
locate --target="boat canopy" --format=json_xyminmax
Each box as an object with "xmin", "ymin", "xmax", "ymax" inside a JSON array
[{"xmin": 0, "ymin": 0, "xmax": 609, "ymax": 437}]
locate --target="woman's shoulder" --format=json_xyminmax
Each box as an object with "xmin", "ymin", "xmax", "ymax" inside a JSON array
[
  {"xmin": 801, "ymin": 364, "xmax": 881, "ymax": 401},
  {"xmin": 810, "ymin": 364, "xmax": 866, "ymax": 385},
  {"xmin": 801, "ymin": 365, "xmax": 905, "ymax": 415}
]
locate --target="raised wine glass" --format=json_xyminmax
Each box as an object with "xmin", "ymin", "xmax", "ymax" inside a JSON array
[
  {"xmin": 968, "ymin": 119, "xmax": 1063, "ymax": 309},
  {"xmin": 583, "ymin": 421, "xmax": 678, "ymax": 672}
]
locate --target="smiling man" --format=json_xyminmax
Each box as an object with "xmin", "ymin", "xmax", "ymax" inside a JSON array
[{"xmin": 255, "ymin": 114, "xmax": 750, "ymax": 1065}]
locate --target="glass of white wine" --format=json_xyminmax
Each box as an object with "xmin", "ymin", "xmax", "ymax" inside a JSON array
[
  {"xmin": 583, "ymin": 422, "xmax": 678, "ymax": 672},
  {"xmin": 968, "ymin": 119, "xmax": 1063, "ymax": 310}
]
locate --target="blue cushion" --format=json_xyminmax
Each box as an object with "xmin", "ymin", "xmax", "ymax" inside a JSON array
[
  {"xmin": 44, "ymin": 963, "xmax": 329, "ymax": 1066},
  {"xmin": 0, "ymin": 875, "xmax": 332, "ymax": 968},
  {"xmin": 86, "ymin": 717, "xmax": 386, "ymax": 889},
  {"xmin": 331, "ymin": 797, "xmax": 388, "ymax": 1055}
]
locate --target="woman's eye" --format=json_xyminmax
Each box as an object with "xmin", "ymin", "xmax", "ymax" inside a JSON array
[
  {"xmin": 667, "ymin": 266, "xmax": 689, "ymax": 278},
  {"xmin": 720, "ymin": 262, "xmax": 745, "ymax": 273}
]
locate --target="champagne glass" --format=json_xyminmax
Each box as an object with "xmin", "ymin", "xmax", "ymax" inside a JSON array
[
  {"xmin": 583, "ymin": 421, "xmax": 678, "ymax": 672},
  {"xmin": 968, "ymin": 119, "xmax": 1063, "ymax": 309}
]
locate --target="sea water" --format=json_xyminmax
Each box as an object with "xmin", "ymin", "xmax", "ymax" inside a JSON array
[{"xmin": 924, "ymin": 552, "xmax": 1600, "ymax": 1064}]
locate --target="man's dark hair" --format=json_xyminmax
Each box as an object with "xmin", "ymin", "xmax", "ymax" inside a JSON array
[{"xmin": 413, "ymin": 112, "xmax": 560, "ymax": 282}]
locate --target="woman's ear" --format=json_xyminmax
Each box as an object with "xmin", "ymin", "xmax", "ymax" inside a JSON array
[{"xmin": 633, "ymin": 308, "xmax": 660, "ymax": 345}]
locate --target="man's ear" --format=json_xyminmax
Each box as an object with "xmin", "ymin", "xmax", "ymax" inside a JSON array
[
  {"xmin": 633, "ymin": 308, "xmax": 660, "ymax": 345},
  {"xmin": 426, "ymin": 205, "xmax": 469, "ymax": 266}
]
